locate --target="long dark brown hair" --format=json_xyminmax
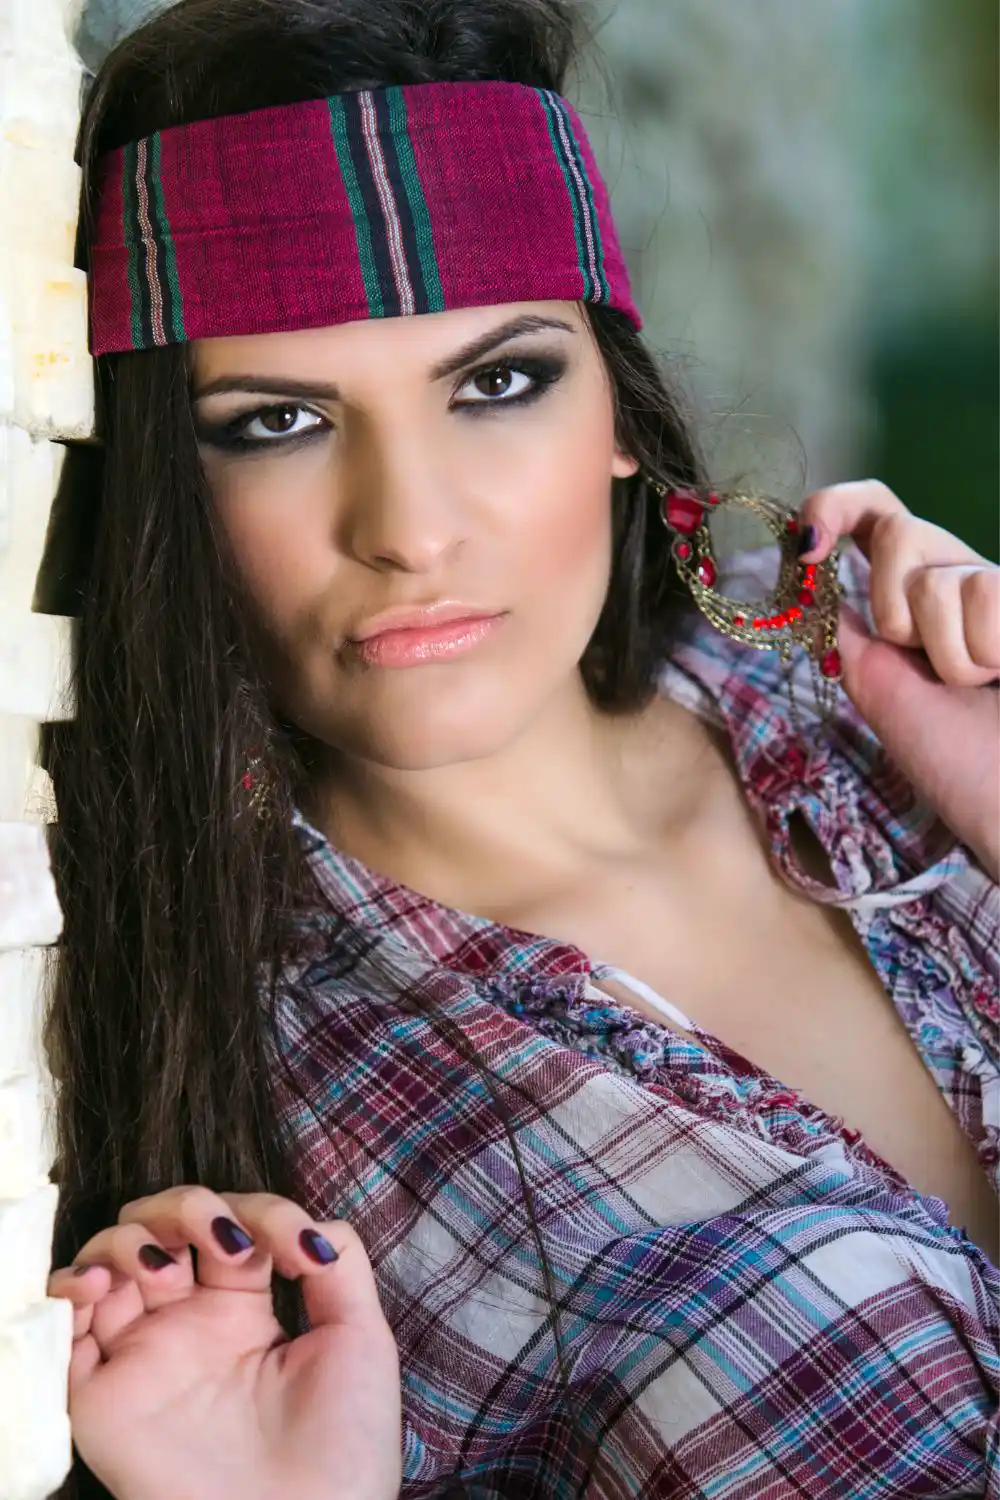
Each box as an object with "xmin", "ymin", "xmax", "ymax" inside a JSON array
[{"xmin": 43, "ymin": 0, "xmax": 708, "ymax": 1493}]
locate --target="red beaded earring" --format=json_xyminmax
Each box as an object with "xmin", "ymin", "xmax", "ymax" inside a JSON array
[
  {"xmin": 239, "ymin": 747, "xmax": 270, "ymax": 815},
  {"xmin": 653, "ymin": 482, "xmax": 845, "ymax": 737}
]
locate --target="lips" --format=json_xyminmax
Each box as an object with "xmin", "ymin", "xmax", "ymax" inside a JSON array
[
  {"xmin": 348, "ymin": 602, "xmax": 499, "ymax": 642},
  {"xmin": 346, "ymin": 610, "xmax": 506, "ymax": 669}
]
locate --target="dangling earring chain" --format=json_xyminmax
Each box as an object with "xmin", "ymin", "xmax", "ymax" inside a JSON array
[
  {"xmin": 652, "ymin": 482, "xmax": 845, "ymax": 744},
  {"xmin": 240, "ymin": 745, "xmax": 270, "ymax": 814}
]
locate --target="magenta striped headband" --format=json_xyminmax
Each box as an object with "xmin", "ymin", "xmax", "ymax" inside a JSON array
[{"xmin": 87, "ymin": 80, "xmax": 642, "ymax": 355}]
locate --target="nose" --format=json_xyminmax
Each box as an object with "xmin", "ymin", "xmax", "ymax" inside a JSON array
[{"xmin": 338, "ymin": 425, "xmax": 464, "ymax": 575}]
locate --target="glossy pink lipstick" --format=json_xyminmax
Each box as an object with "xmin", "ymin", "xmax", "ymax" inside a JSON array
[{"xmin": 347, "ymin": 606, "xmax": 505, "ymax": 668}]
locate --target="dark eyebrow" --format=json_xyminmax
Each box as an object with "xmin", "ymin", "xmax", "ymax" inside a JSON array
[
  {"xmin": 190, "ymin": 313, "xmax": 577, "ymax": 402},
  {"xmin": 426, "ymin": 314, "xmax": 576, "ymax": 380}
]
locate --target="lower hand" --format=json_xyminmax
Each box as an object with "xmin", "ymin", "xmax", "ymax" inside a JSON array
[
  {"xmin": 799, "ymin": 480, "xmax": 1000, "ymax": 880},
  {"xmin": 47, "ymin": 1186, "xmax": 401, "ymax": 1500}
]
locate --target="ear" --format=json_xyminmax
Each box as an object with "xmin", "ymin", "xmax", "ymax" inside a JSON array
[{"xmin": 611, "ymin": 448, "xmax": 640, "ymax": 480}]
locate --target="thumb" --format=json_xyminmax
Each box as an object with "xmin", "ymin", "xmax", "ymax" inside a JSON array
[{"xmin": 297, "ymin": 1221, "xmax": 388, "ymax": 1333}]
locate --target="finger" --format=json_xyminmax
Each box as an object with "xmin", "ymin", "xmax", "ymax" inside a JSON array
[
  {"xmin": 67, "ymin": 1333, "xmax": 103, "ymax": 1401},
  {"xmin": 866, "ymin": 512, "xmax": 925, "ymax": 648},
  {"xmin": 962, "ymin": 567, "xmax": 1000, "ymax": 674},
  {"xmin": 86, "ymin": 1276, "xmax": 146, "ymax": 1357},
  {"xmin": 218, "ymin": 1191, "xmax": 343, "ymax": 1288},
  {"xmin": 865, "ymin": 519, "xmax": 983, "ymax": 648},
  {"xmin": 117, "ymin": 1185, "xmax": 263, "ymax": 1291},
  {"xmin": 798, "ymin": 480, "xmax": 910, "ymax": 562},
  {"xmin": 70, "ymin": 1221, "xmax": 194, "ymax": 1314},
  {"xmin": 799, "ymin": 480, "xmax": 984, "ymax": 573},
  {"xmin": 48, "ymin": 1263, "xmax": 112, "ymax": 1341},
  {"xmin": 292, "ymin": 1220, "xmax": 388, "ymax": 1334},
  {"xmin": 909, "ymin": 567, "xmax": 999, "ymax": 687},
  {"xmin": 52, "ymin": 1255, "xmax": 175, "ymax": 1355}
]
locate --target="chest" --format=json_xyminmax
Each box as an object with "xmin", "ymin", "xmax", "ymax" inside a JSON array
[{"xmin": 508, "ymin": 816, "xmax": 998, "ymax": 1259}]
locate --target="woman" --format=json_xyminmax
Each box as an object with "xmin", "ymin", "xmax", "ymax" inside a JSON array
[{"xmin": 44, "ymin": 0, "xmax": 999, "ymax": 1496}]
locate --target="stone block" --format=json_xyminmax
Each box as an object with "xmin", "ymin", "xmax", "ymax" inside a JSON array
[
  {"xmin": 0, "ymin": 1075, "xmax": 53, "ymax": 1202},
  {"xmin": 0, "ymin": 0, "xmax": 86, "ymax": 59},
  {"xmin": 0, "ymin": 289, "xmax": 13, "ymax": 418},
  {"xmin": 0, "ymin": 1189, "xmax": 58, "ymax": 1321},
  {"xmin": 0, "ymin": 134, "xmax": 83, "ymax": 269},
  {"xmin": 0, "ymin": 426, "xmax": 65, "ymax": 612},
  {"xmin": 0, "ymin": 822, "xmax": 63, "ymax": 950},
  {"xmin": 0, "ymin": 261, "xmax": 94, "ymax": 440},
  {"xmin": 0, "ymin": 1293, "xmax": 73, "ymax": 1500},
  {"xmin": 0, "ymin": 611, "xmax": 76, "ymax": 720},
  {"xmin": 0, "ymin": 715, "xmax": 40, "ymax": 823},
  {"xmin": 0, "ymin": 50, "xmax": 84, "ymax": 154},
  {"xmin": 0, "ymin": 947, "xmax": 49, "ymax": 1078}
]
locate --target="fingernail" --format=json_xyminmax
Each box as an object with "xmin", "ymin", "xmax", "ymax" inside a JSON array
[
  {"xmin": 796, "ymin": 523, "xmax": 818, "ymax": 556},
  {"xmin": 138, "ymin": 1243, "xmax": 176, "ymax": 1271},
  {"xmin": 72, "ymin": 1263, "xmax": 91, "ymax": 1276},
  {"xmin": 299, "ymin": 1228, "xmax": 338, "ymax": 1265},
  {"xmin": 211, "ymin": 1216, "xmax": 254, "ymax": 1255}
]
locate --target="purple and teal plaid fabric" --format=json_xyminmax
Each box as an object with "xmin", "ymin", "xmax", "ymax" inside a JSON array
[
  {"xmin": 87, "ymin": 82, "xmax": 641, "ymax": 354},
  {"xmin": 268, "ymin": 543, "xmax": 999, "ymax": 1497}
]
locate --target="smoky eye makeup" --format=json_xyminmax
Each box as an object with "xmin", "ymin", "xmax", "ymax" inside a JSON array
[
  {"xmin": 453, "ymin": 350, "xmax": 568, "ymax": 410},
  {"xmin": 193, "ymin": 401, "xmax": 329, "ymax": 456},
  {"xmin": 192, "ymin": 345, "xmax": 572, "ymax": 456}
]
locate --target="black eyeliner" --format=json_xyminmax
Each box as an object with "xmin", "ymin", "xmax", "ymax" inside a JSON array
[
  {"xmin": 195, "ymin": 350, "xmax": 568, "ymax": 454},
  {"xmin": 195, "ymin": 413, "xmax": 326, "ymax": 456},
  {"xmin": 454, "ymin": 354, "xmax": 566, "ymax": 417}
]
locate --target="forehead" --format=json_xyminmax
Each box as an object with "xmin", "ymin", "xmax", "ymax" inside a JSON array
[{"xmin": 189, "ymin": 300, "xmax": 587, "ymax": 383}]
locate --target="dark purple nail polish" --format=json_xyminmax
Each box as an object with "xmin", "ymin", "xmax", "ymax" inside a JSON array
[
  {"xmin": 300, "ymin": 1228, "xmax": 338, "ymax": 1265},
  {"xmin": 138, "ymin": 1243, "xmax": 176, "ymax": 1271},
  {"xmin": 211, "ymin": 1216, "xmax": 254, "ymax": 1255},
  {"xmin": 796, "ymin": 523, "xmax": 818, "ymax": 556}
]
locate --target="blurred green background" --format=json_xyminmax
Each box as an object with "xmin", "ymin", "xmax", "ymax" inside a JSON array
[
  {"xmin": 80, "ymin": 0, "xmax": 998, "ymax": 557},
  {"xmin": 575, "ymin": 0, "xmax": 999, "ymax": 559},
  {"xmin": 859, "ymin": 2, "xmax": 997, "ymax": 559}
]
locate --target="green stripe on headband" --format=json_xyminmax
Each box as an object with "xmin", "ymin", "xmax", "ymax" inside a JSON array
[
  {"xmin": 536, "ymin": 90, "xmax": 591, "ymax": 300},
  {"xmin": 122, "ymin": 142, "xmax": 146, "ymax": 349},
  {"xmin": 328, "ymin": 95, "xmax": 385, "ymax": 318},
  {"xmin": 384, "ymin": 87, "xmax": 445, "ymax": 314},
  {"xmin": 537, "ymin": 90, "xmax": 611, "ymax": 305},
  {"xmin": 552, "ymin": 96, "xmax": 611, "ymax": 305},
  {"xmin": 148, "ymin": 132, "xmax": 186, "ymax": 343}
]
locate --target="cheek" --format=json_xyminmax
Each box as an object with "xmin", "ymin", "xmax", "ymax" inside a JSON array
[
  {"xmin": 209, "ymin": 471, "xmax": 344, "ymax": 718},
  {"xmin": 505, "ymin": 413, "xmax": 615, "ymax": 626},
  {"xmin": 211, "ymin": 467, "xmax": 332, "ymax": 633}
]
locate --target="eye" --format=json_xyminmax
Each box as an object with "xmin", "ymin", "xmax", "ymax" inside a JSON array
[
  {"xmin": 455, "ymin": 364, "xmax": 534, "ymax": 404},
  {"xmin": 238, "ymin": 404, "xmax": 325, "ymax": 441}
]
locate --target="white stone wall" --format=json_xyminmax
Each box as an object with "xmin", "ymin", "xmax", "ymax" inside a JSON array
[{"xmin": 0, "ymin": 0, "xmax": 92, "ymax": 1493}]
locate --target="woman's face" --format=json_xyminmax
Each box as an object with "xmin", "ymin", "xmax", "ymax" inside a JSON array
[{"xmin": 191, "ymin": 300, "xmax": 638, "ymax": 770}]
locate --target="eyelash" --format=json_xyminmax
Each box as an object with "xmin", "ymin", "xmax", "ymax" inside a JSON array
[{"xmin": 197, "ymin": 354, "xmax": 567, "ymax": 454}]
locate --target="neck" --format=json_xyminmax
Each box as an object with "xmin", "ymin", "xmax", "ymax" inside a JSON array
[{"xmin": 306, "ymin": 673, "xmax": 710, "ymax": 920}]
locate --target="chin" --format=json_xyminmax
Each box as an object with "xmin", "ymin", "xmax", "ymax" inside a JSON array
[
  {"xmin": 327, "ymin": 669, "xmax": 549, "ymax": 771},
  {"xmin": 347, "ymin": 711, "xmax": 520, "ymax": 771}
]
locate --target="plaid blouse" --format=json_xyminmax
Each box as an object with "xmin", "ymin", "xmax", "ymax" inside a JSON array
[{"xmin": 268, "ymin": 543, "xmax": 1000, "ymax": 1498}]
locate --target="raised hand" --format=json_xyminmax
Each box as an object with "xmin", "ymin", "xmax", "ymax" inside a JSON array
[
  {"xmin": 800, "ymin": 480, "xmax": 1000, "ymax": 881},
  {"xmin": 47, "ymin": 1186, "xmax": 401, "ymax": 1500}
]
